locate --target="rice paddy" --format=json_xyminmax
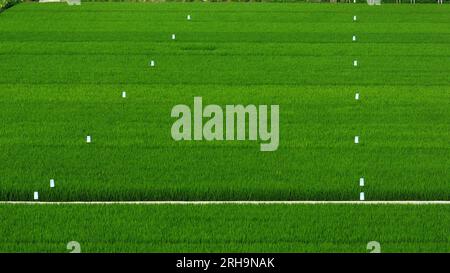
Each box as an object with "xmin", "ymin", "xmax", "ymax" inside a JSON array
[
  {"xmin": 0, "ymin": 3, "xmax": 449, "ymax": 201},
  {"xmin": 0, "ymin": 2, "xmax": 449, "ymax": 253}
]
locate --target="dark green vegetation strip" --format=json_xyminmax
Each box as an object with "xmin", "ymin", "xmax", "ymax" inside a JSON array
[
  {"xmin": 0, "ymin": 3, "xmax": 449, "ymax": 200},
  {"xmin": 0, "ymin": 0, "xmax": 21, "ymax": 12},
  {"xmin": 0, "ymin": 204, "xmax": 449, "ymax": 252}
]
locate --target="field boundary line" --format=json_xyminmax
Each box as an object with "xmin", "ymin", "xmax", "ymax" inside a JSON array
[{"xmin": 1, "ymin": 201, "xmax": 450, "ymax": 205}]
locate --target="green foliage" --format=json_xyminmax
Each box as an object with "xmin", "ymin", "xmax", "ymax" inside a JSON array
[{"xmin": 0, "ymin": 0, "xmax": 21, "ymax": 11}]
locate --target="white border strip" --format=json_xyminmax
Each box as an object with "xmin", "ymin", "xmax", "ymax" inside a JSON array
[{"xmin": 1, "ymin": 201, "xmax": 450, "ymax": 205}]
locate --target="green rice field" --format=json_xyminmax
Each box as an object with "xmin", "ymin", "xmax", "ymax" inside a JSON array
[
  {"xmin": 0, "ymin": 3, "xmax": 449, "ymax": 201},
  {"xmin": 1, "ymin": 204, "xmax": 449, "ymax": 253},
  {"xmin": 1, "ymin": 2, "xmax": 449, "ymax": 253}
]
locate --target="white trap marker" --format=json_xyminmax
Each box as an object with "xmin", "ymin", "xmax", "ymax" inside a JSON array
[
  {"xmin": 122, "ymin": 91, "xmax": 126, "ymax": 98},
  {"xmin": 50, "ymin": 179, "xmax": 55, "ymax": 188},
  {"xmin": 354, "ymin": 136, "xmax": 359, "ymax": 144},
  {"xmin": 353, "ymin": 60, "xmax": 358, "ymax": 67},
  {"xmin": 359, "ymin": 178, "xmax": 365, "ymax": 187},
  {"xmin": 171, "ymin": 34, "xmax": 176, "ymax": 40},
  {"xmin": 187, "ymin": 14, "xmax": 191, "ymax": 20},
  {"xmin": 352, "ymin": 35, "xmax": 357, "ymax": 42},
  {"xmin": 355, "ymin": 93, "xmax": 360, "ymax": 100},
  {"xmin": 353, "ymin": 15, "xmax": 357, "ymax": 22},
  {"xmin": 33, "ymin": 192, "xmax": 39, "ymax": 200},
  {"xmin": 149, "ymin": 60, "xmax": 155, "ymax": 67},
  {"xmin": 360, "ymin": 192, "xmax": 365, "ymax": 201},
  {"xmin": 86, "ymin": 136, "xmax": 91, "ymax": 143}
]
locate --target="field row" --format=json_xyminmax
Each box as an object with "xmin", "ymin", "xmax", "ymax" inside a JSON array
[{"xmin": 1, "ymin": 204, "xmax": 449, "ymax": 252}]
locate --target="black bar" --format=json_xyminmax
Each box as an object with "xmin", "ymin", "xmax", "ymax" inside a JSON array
[{"xmin": 1, "ymin": 253, "xmax": 447, "ymax": 272}]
